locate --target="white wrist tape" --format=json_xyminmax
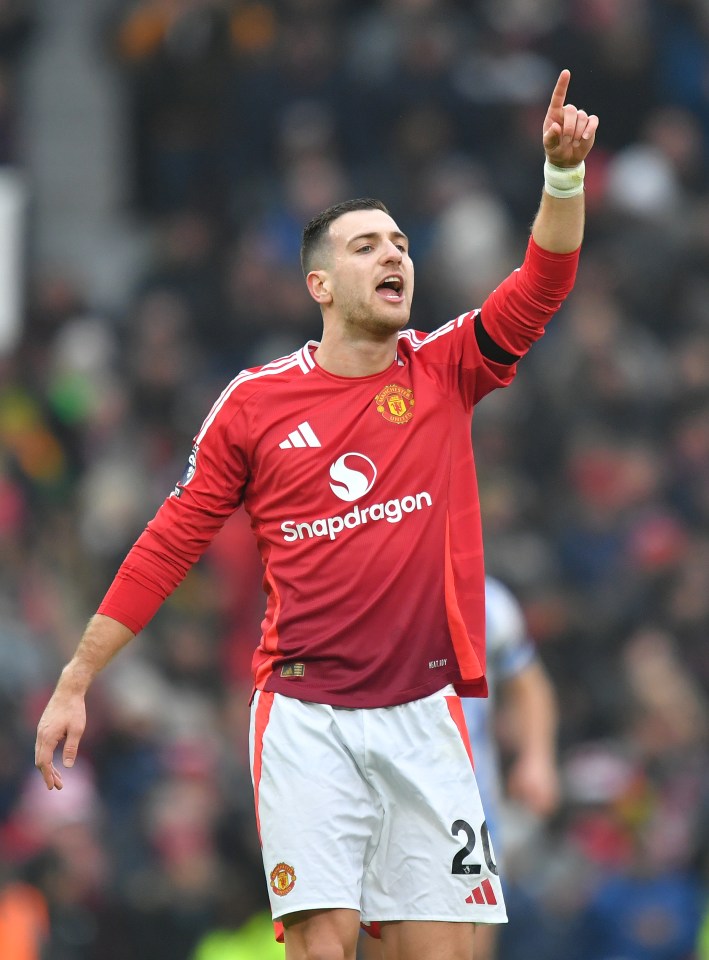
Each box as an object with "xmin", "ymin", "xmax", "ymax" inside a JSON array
[{"xmin": 544, "ymin": 159, "xmax": 585, "ymax": 198}]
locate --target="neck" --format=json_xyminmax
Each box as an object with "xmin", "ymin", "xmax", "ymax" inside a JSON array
[{"xmin": 313, "ymin": 328, "xmax": 398, "ymax": 377}]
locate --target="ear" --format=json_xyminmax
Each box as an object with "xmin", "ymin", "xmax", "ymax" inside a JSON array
[{"xmin": 306, "ymin": 270, "xmax": 333, "ymax": 305}]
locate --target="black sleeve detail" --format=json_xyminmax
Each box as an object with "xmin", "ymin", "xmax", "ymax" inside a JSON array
[{"xmin": 474, "ymin": 312, "xmax": 521, "ymax": 365}]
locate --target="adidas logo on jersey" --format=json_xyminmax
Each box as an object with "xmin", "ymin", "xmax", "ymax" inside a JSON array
[
  {"xmin": 279, "ymin": 421, "xmax": 321, "ymax": 449},
  {"xmin": 465, "ymin": 879, "xmax": 497, "ymax": 906}
]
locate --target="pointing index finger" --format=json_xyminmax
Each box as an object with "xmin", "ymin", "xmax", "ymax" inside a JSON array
[{"xmin": 548, "ymin": 69, "xmax": 571, "ymax": 112}]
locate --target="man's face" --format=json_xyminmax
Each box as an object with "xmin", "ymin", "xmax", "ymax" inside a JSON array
[{"xmin": 312, "ymin": 209, "xmax": 415, "ymax": 336}]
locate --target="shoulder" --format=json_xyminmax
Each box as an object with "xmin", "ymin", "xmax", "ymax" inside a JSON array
[
  {"xmin": 397, "ymin": 312, "xmax": 477, "ymax": 356},
  {"xmin": 204, "ymin": 346, "xmax": 312, "ymax": 410},
  {"xmin": 231, "ymin": 345, "xmax": 314, "ymax": 397},
  {"xmin": 194, "ymin": 346, "xmax": 313, "ymax": 443}
]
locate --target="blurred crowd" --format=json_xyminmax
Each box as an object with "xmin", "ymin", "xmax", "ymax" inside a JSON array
[{"xmin": 2, "ymin": 0, "xmax": 709, "ymax": 957}]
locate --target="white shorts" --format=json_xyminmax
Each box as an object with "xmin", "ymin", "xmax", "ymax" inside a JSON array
[{"xmin": 249, "ymin": 685, "xmax": 507, "ymax": 928}]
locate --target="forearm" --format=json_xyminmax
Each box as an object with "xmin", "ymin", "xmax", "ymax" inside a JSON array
[
  {"xmin": 98, "ymin": 485, "xmax": 241, "ymax": 633},
  {"xmin": 504, "ymin": 662, "xmax": 560, "ymax": 814},
  {"xmin": 531, "ymin": 188, "xmax": 585, "ymax": 254},
  {"xmin": 36, "ymin": 613, "xmax": 137, "ymax": 789},
  {"xmin": 506, "ymin": 662, "xmax": 558, "ymax": 760},
  {"xmin": 58, "ymin": 613, "xmax": 136, "ymax": 695},
  {"xmin": 479, "ymin": 167, "xmax": 584, "ymax": 357}
]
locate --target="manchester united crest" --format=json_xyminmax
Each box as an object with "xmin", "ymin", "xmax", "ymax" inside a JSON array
[
  {"xmin": 270, "ymin": 861, "xmax": 297, "ymax": 896},
  {"xmin": 375, "ymin": 384, "xmax": 415, "ymax": 424}
]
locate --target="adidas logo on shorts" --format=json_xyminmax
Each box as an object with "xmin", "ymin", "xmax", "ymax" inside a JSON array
[{"xmin": 465, "ymin": 879, "xmax": 497, "ymax": 905}]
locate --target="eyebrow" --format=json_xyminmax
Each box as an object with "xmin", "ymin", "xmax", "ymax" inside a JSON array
[{"xmin": 346, "ymin": 230, "xmax": 409, "ymax": 248}]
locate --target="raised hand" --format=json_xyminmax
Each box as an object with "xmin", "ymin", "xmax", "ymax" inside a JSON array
[{"xmin": 543, "ymin": 69, "xmax": 598, "ymax": 168}]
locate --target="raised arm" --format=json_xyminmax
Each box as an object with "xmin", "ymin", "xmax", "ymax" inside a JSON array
[{"xmin": 532, "ymin": 69, "xmax": 599, "ymax": 254}]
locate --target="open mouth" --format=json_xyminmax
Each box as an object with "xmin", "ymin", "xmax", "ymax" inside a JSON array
[{"xmin": 376, "ymin": 275, "xmax": 404, "ymax": 302}]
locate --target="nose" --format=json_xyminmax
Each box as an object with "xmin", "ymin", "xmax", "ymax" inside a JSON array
[{"xmin": 381, "ymin": 240, "xmax": 403, "ymax": 263}]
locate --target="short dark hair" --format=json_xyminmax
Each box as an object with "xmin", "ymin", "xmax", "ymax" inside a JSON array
[{"xmin": 300, "ymin": 198, "xmax": 392, "ymax": 275}]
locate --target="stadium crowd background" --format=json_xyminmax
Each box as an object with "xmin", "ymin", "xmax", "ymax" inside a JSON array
[{"xmin": 1, "ymin": 0, "xmax": 709, "ymax": 957}]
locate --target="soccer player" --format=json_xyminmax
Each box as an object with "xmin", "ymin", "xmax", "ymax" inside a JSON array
[{"xmin": 35, "ymin": 70, "xmax": 597, "ymax": 960}]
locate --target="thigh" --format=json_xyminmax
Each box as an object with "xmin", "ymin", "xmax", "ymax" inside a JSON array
[
  {"xmin": 250, "ymin": 691, "xmax": 382, "ymax": 920},
  {"xmin": 358, "ymin": 929, "xmax": 383, "ymax": 960},
  {"xmin": 380, "ymin": 920, "xmax": 476, "ymax": 960},
  {"xmin": 357, "ymin": 921, "xmax": 479, "ymax": 960},
  {"xmin": 470, "ymin": 922, "xmax": 498, "ymax": 960},
  {"xmin": 284, "ymin": 908, "xmax": 361, "ymax": 960},
  {"xmin": 360, "ymin": 688, "xmax": 507, "ymax": 927}
]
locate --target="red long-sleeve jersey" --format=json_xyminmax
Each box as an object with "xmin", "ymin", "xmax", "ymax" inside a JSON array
[{"xmin": 99, "ymin": 237, "xmax": 579, "ymax": 707}]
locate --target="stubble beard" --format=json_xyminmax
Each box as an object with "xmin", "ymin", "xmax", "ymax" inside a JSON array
[{"xmin": 341, "ymin": 296, "xmax": 409, "ymax": 342}]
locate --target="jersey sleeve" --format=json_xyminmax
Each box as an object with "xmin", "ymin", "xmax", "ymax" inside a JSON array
[
  {"xmin": 410, "ymin": 236, "xmax": 579, "ymax": 411},
  {"xmin": 484, "ymin": 577, "xmax": 537, "ymax": 682},
  {"xmin": 98, "ymin": 392, "xmax": 251, "ymax": 634},
  {"xmin": 403, "ymin": 313, "xmax": 518, "ymax": 411},
  {"xmin": 478, "ymin": 235, "xmax": 580, "ymax": 359}
]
